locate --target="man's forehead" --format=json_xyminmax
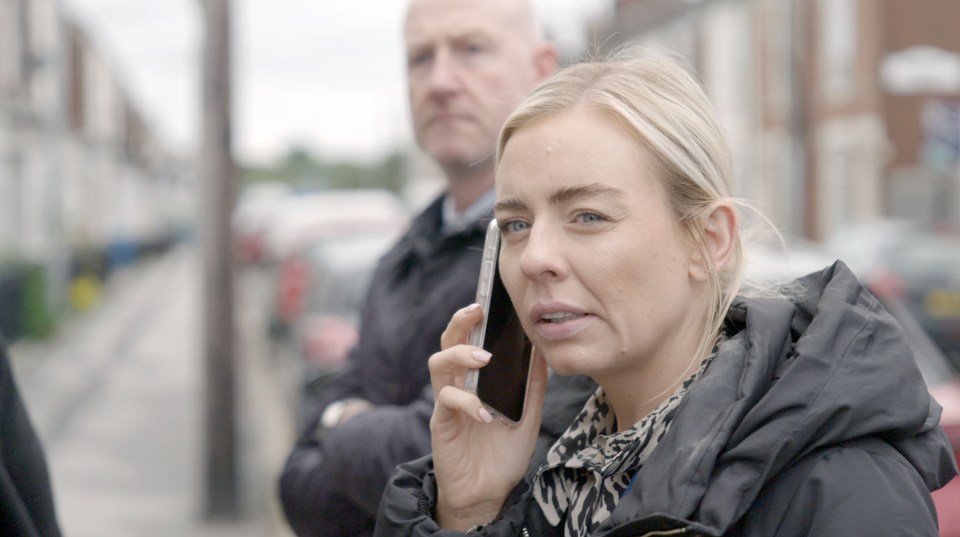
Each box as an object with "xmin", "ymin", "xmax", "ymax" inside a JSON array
[{"xmin": 404, "ymin": 0, "xmax": 527, "ymax": 45}]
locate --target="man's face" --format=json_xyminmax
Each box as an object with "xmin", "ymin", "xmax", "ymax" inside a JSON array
[{"xmin": 404, "ymin": 0, "xmax": 546, "ymax": 171}]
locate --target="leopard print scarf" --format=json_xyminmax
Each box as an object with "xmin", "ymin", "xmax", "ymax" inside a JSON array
[{"xmin": 532, "ymin": 344, "xmax": 719, "ymax": 537}]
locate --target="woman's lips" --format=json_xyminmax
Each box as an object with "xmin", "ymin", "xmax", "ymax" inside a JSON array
[{"xmin": 530, "ymin": 305, "xmax": 592, "ymax": 340}]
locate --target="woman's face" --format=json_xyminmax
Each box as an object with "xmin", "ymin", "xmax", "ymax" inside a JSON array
[{"xmin": 494, "ymin": 107, "xmax": 709, "ymax": 386}]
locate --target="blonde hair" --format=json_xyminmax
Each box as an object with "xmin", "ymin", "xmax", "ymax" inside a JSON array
[{"xmin": 497, "ymin": 47, "xmax": 744, "ymax": 377}]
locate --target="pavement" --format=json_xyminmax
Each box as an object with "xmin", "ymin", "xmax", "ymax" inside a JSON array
[{"xmin": 10, "ymin": 245, "xmax": 298, "ymax": 537}]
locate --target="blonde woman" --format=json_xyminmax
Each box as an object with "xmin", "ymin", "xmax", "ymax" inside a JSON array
[{"xmin": 375, "ymin": 50, "xmax": 956, "ymax": 537}]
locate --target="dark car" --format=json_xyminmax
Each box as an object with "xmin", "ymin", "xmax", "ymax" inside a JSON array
[{"xmin": 876, "ymin": 234, "xmax": 960, "ymax": 370}]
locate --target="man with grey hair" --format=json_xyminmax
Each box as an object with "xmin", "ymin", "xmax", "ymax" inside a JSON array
[{"xmin": 278, "ymin": 1, "xmax": 556, "ymax": 535}]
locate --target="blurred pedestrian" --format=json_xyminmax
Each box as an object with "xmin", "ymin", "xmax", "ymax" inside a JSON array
[
  {"xmin": 0, "ymin": 339, "xmax": 63, "ymax": 537},
  {"xmin": 375, "ymin": 49, "xmax": 958, "ymax": 536},
  {"xmin": 278, "ymin": 0, "xmax": 557, "ymax": 535}
]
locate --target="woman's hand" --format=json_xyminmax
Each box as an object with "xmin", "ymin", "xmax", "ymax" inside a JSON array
[{"xmin": 428, "ymin": 303, "xmax": 548, "ymax": 531}]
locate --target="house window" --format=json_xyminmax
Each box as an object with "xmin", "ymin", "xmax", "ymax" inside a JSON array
[
  {"xmin": 763, "ymin": 0, "xmax": 791, "ymax": 119},
  {"xmin": 818, "ymin": 0, "xmax": 858, "ymax": 103},
  {"xmin": 0, "ymin": 1, "xmax": 19, "ymax": 91}
]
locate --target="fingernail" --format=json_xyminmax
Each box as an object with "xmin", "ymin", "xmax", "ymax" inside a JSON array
[
  {"xmin": 471, "ymin": 350, "xmax": 491, "ymax": 363},
  {"xmin": 478, "ymin": 407, "xmax": 494, "ymax": 423},
  {"xmin": 462, "ymin": 303, "xmax": 480, "ymax": 314}
]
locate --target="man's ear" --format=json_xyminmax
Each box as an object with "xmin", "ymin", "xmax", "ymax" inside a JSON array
[
  {"xmin": 533, "ymin": 42, "xmax": 558, "ymax": 81},
  {"xmin": 689, "ymin": 201, "xmax": 739, "ymax": 282}
]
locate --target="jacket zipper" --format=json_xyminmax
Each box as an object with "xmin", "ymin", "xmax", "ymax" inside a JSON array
[
  {"xmin": 607, "ymin": 527, "xmax": 689, "ymax": 537},
  {"xmin": 518, "ymin": 524, "xmax": 688, "ymax": 536}
]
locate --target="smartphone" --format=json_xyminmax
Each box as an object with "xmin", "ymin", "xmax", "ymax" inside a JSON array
[{"xmin": 464, "ymin": 219, "xmax": 534, "ymax": 425}]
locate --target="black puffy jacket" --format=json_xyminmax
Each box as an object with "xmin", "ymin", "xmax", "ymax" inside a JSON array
[
  {"xmin": 0, "ymin": 340, "xmax": 62, "ymax": 537},
  {"xmin": 280, "ymin": 194, "xmax": 492, "ymax": 534},
  {"xmin": 376, "ymin": 262, "xmax": 958, "ymax": 537}
]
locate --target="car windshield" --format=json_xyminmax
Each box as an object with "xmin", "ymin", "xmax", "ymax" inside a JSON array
[
  {"xmin": 310, "ymin": 266, "xmax": 376, "ymax": 320},
  {"xmin": 303, "ymin": 233, "xmax": 394, "ymax": 321}
]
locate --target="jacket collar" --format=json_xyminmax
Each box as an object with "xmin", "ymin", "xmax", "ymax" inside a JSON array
[{"xmin": 379, "ymin": 193, "xmax": 491, "ymax": 280}]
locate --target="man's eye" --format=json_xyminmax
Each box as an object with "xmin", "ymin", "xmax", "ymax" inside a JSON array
[
  {"xmin": 576, "ymin": 212, "xmax": 606, "ymax": 224},
  {"xmin": 409, "ymin": 51, "xmax": 432, "ymax": 66}
]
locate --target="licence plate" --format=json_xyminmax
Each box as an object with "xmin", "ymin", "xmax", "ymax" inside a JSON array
[{"xmin": 925, "ymin": 289, "xmax": 960, "ymax": 319}]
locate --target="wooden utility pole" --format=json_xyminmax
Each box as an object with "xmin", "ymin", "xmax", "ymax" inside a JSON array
[{"xmin": 200, "ymin": 0, "xmax": 238, "ymax": 518}]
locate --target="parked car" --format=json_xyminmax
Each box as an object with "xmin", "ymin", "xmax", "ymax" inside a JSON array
[
  {"xmin": 260, "ymin": 188, "xmax": 409, "ymax": 265},
  {"xmin": 872, "ymin": 233, "xmax": 960, "ymax": 371},
  {"xmin": 263, "ymin": 189, "xmax": 409, "ymax": 339},
  {"xmin": 231, "ymin": 182, "xmax": 291, "ymax": 264},
  {"xmin": 822, "ymin": 217, "xmax": 922, "ymax": 278},
  {"xmin": 746, "ymin": 240, "xmax": 960, "ymax": 536},
  {"xmin": 286, "ymin": 232, "xmax": 396, "ymax": 424}
]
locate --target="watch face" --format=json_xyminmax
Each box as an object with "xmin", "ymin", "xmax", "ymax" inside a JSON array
[{"xmin": 321, "ymin": 401, "xmax": 347, "ymax": 429}]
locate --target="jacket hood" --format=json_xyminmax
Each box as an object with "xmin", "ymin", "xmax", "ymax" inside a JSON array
[{"xmin": 599, "ymin": 261, "xmax": 957, "ymax": 536}]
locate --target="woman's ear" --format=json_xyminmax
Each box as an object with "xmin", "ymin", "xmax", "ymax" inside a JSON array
[{"xmin": 689, "ymin": 201, "xmax": 739, "ymax": 282}]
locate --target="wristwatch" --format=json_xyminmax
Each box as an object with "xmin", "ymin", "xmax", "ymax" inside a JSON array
[
  {"xmin": 321, "ymin": 400, "xmax": 349, "ymax": 429},
  {"xmin": 315, "ymin": 398, "xmax": 371, "ymax": 441},
  {"xmin": 313, "ymin": 401, "xmax": 346, "ymax": 442}
]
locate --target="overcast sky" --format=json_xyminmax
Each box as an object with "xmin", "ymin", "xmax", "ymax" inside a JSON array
[{"xmin": 60, "ymin": 0, "xmax": 613, "ymax": 165}]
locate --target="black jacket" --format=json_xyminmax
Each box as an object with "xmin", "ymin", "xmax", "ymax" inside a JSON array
[
  {"xmin": 316, "ymin": 195, "xmax": 490, "ymax": 407},
  {"xmin": 0, "ymin": 340, "xmax": 62, "ymax": 537},
  {"xmin": 280, "ymin": 195, "xmax": 491, "ymax": 534},
  {"xmin": 375, "ymin": 262, "xmax": 958, "ymax": 536}
]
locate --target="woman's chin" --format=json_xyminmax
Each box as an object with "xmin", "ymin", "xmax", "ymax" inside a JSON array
[{"xmin": 541, "ymin": 348, "xmax": 600, "ymax": 378}]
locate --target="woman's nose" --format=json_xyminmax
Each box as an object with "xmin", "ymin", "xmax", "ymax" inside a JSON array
[{"xmin": 518, "ymin": 226, "xmax": 565, "ymax": 282}]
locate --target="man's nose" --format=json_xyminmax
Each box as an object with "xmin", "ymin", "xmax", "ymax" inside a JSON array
[{"xmin": 426, "ymin": 49, "xmax": 461, "ymax": 95}]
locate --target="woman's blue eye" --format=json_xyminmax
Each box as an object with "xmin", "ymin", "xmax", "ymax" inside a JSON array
[{"xmin": 501, "ymin": 220, "xmax": 528, "ymax": 233}]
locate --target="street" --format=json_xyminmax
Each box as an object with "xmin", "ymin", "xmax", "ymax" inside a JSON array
[{"xmin": 10, "ymin": 244, "xmax": 296, "ymax": 537}]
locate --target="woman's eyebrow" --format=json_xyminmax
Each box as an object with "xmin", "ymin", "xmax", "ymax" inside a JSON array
[
  {"xmin": 494, "ymin": 198, "xmax": 527, "ymax": 213},
  {"xmin": 548, "ymin": 184, "xmax": 625, "ymax": 205},
  {"xmin": 495, "ymin": 184, "xmax": 626, "ymax": 214}
]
